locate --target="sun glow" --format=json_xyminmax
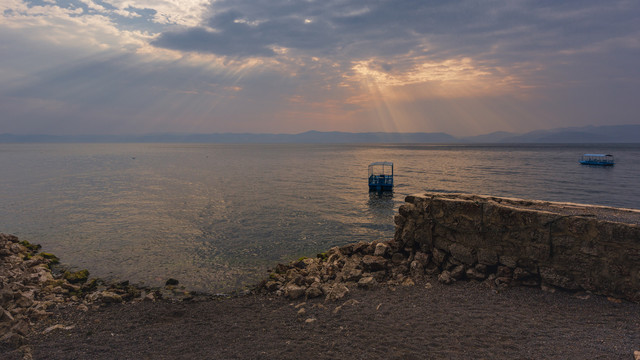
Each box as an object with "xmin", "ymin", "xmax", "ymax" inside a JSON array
[{"xmin": 349, "ymin": 57, "xmax": 521, "ymax": 99}]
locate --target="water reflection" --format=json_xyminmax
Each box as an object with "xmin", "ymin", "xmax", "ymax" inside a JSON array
[{"xmin": 367, "ymin": 192, "xmax": 396, "ymax": 223}]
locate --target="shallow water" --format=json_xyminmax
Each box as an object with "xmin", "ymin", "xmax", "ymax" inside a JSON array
[{"xmin": 1, "ymin": 143, "xmax": 638, "ymax": 291}]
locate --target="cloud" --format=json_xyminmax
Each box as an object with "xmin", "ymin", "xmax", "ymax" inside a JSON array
[{"xmin": 1, "ymin": 0, "xmax": 639, "ymax": 136}]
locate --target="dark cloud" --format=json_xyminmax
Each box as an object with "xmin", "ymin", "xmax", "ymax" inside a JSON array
[{"xmin": 152, "ymin": 0, "xmax": 639, "ymax": 67}]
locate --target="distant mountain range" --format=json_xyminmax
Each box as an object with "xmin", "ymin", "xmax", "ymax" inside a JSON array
[{"xmin": 1, "ymin": 125, "xmax": 639, "ymax": 143}]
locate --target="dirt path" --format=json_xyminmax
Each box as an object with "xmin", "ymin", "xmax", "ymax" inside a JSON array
[{"xmin": 6, "ymin": 279, "xmax": 639, "ymax": 360}]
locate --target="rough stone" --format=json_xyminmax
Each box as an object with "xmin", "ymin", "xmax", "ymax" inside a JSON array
[
  {"xmin": 305, "ymin": 283, "xmax": 323, "ymax": 299},
  {"xmin": 357, "ymin": 276, "xmax": 377, "ymax": 289},
  {"xmin": 374, "ymin": 242, "xmax": 388, "ymax": 257},
  {"xmin": 409, "ymin": 260, "xmax": 424, "ymax": 278},
  {"xmin": 466, "ymin": 267, "xmax": 486, "ymax": 280},
  {"xmin": 391, "ymin": 252, "xmax": 405, "ymax": 265},
  {"xmin": 325, "ymin": 284, "xmax": 349, "ymax": 302},
  {"xmin": 438, "ymin": 271, "xmax": 455, "ymax": 285},
  {"xmin": 450, "ymin": 264, "xmax": 466, "ymax": 280},
  {"xmin": 449, "ymin": 243, "xmax": 476, "ymax": 265},
  {"xmin": 99, "ymin": 291, "xmax": 123, "ymax": 303},
  {"xmin": 361, "ymin": 255, "xmax": 387, "ymax": 271}
]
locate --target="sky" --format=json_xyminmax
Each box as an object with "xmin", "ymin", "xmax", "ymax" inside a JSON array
[{"xmin": 1, "ymin": 0, "xmax": 639, "ymax": 136}]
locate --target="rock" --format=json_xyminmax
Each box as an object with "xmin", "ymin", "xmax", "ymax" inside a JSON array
[
  {"xmin": 63, "ymin": 269, "xmax": 89, "ymax": 284},
  {"xmin": 1, "ymin": 306, "xmax": 15, "ymax": 322},
  {"xmin": 283, "ymin": 284, "xmax": 306, "ymax": 300},
  {"xmin": 42, "ymin": 324, "xmax": 76, "ymax": 334},
  {"xmin": 304, "ymin": 318, "xmax": 316, "ymax": 324},
  {"xmin": 497, "ymin": 266, "xmax": 512, "ymax": 278},
  {"xmin": 351, "ymin": 241, "xmax": 371, "ymax": 254},
  {"xmin": 413, "ymin": 252, "xmax": 430, "ymax": 266},
  {"xmin": 297, "ymin": 308, "xmax": 306, "ymax": 317},
  {"xmin": 333, "ymin": 299, "xmax": 359, "ymax": 314},
  {"xmin": 477, "ymin": 248, "xmax": 498, "ymax": 266},
  {"xmin": 425, "ymin": 263, "xmax": 440, "ymax": 275},
  {"xmin": 374, "ymin": 243, "xmax": 388, "ymax": 257},
  {"xmin": 401, "ymin": 278, "xmax": 415, "ymax": 286},
  {"xmin": 438, "ymin": 271, "xmax": 455, "ymax": 285},
  {"xmin": 305, "ymin": 283, "xmax": 323, "ymax": 299},
  {"xmin": 342, "ymin": 299, "xmax": 359, "ymax": 307},
  {"xmin": 265, "ymin": 281, "xmax": 280, "ymax": 292},
  {"xmin": 14, "ymin": 295, "xmax": 33, "ymax": 309},
  {"xmin": 409, "ymin": 260, "xmax": 424, "ymax": 278},
  {"xmin": 357, "ymin": 276, "xmax": 377, "ymax": 289},
  {"xmin": 341, "ymin": 267, "xmax": 363, "ymax": 282},
  {"xmin": 450, "ymin": 264, "xmax": 466, "ymax": 280},
  {"xmin": 432, "ymin": 248, "xmax": 447, "ymax": 266},
  {"xmin": 362, "ymin": 255, "xmax": 387, "ymax": 271},
  {"xmin": 38, "ymin": 253, "xmax": 59, "ymax": 264},
  {"xmin": 633, "ymin": 350, "xmax": 640, "ymax": 360},
  {"xmin": 11, "ymin": 320, "xmax": 29, "ymax": 336},
  {"xmin": 466, "ymin": 267, "xmax": 486, "ymax": 280},
  {"xmin": 499, "ymin": 255, "xmax": 518, "ymax": 268},
  {"xmin": 100, "ymin": 291, "xmax": 123, "ymax": 303},
  {"xmin": 165, "ymin": 278, "xmax": 179, "ymax": 286},
  {"xmin": 325, "ymin": 284, "xmax": 349, "ymax": 302},
  {"xmin": 391, "ymin": 253, "xmax": 405, "ymax": 265},
  {"xmin": 512, "ymin": 267, "xmax": 531, "ymax": 280},
  {"xmin": 449, "ymin": 243, "xmax": 476, "ymax": 265}
]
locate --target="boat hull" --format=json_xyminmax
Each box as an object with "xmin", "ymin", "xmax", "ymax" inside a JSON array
[
  {"xmin": 579, "ymin": 160, "xmax": 614, "ymax": 166},
  {"xmin": 368, "ymin": 184, "xmax": 393, "ymax": 192}
]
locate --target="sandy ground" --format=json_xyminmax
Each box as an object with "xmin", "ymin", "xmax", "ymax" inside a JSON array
[{"xmin": 4, "ymin": 278, "xmax": 639, "ymax": 360}]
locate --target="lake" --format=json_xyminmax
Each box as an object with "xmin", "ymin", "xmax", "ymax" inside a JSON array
[{"xmin": 1, "ymin": 143, "xmax": 639, "ymax": 292}]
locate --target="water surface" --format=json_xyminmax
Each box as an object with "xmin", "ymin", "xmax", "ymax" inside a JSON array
[{"xmin": 1, "ymin": 143, "xmax": 638, "ymax": 291}]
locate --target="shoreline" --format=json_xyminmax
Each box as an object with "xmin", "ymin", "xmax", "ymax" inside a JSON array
[
  {"xmin": 2, "ymin": 194, "xmax": 640, "ymax": 358},
  {"xmin": 2, "ymin": 231, "xmax": 640, "ymax": 359}
]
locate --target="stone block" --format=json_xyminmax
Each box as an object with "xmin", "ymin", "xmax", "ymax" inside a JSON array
[
  {"xmin": 477, "ymin": 248, "xmax": 498, "ymax": 266},
  {"xmin": 449, "ymin": 243, "xmax": 476, "ymax": 265}
]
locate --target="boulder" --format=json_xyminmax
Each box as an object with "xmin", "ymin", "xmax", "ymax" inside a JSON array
[
  {"xmin": 283, "ymin": 284, "xmax": 306, "ymax": 300},
  {"xmin": 438, "ymin": 271, "xmax": 455, "ymax": 285},
  {"xmin": 63, "ymin": 269, "xmax": 90, "ymax": 284},
  {"xmin": 357, "ymin": 276, "xmax": 377, "ymax": 289},
  {"xmin": 362, "ymin": 255, "xmax": 387, "ymax": 271},
  {"xmin": 374, "ymin": 243, "xmax": 388, "ymax": 257},
  {"xmin": 325, "ymin": 284, "xmax": 349, "ymax": 302},
  {"xmin": 305, "ymin": 283, "xmax": 323, "ymax": 299},
  {"xmin": 450, "ymin": 265, "xmax": 466, "ymax": 280},
  {"xmin": 99, "ymin": 291, "xmax": 123, "ymax": 303}
]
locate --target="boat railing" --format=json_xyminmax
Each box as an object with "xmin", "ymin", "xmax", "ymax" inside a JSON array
[{"xmin": 369, "ymin": 175, "xmax": 393, "ymax": 185}]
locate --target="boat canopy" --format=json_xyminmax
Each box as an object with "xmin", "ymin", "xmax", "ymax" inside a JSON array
[{"xmin": 369, "ymin": 161, "xmax": 394, "ymax": 166}]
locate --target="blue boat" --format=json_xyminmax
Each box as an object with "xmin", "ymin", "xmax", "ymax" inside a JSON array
[
  {"xmin": 368, "ymin": 162, "xmax": 393, "ymax": 192},
  {"xmin": 579, "ymin": 154, "xmax": 614, "ymax": 166}
]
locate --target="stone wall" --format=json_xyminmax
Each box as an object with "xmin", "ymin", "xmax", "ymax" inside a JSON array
[{"xmin": 394, "ymin": 193, "xmax": 640, "ymax": 302}]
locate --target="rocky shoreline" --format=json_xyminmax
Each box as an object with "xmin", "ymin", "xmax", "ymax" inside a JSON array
[
  {"xmin": 0, "ymin": 233, "xmax": 214, "ymax": 349},
  {"xmin": 2, "ymin": 231, "xmax": 640, "ymax": 359}
]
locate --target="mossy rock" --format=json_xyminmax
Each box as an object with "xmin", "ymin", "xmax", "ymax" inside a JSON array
[
  {"xmin": 82, "ymin": 278, "xmax": 99, "ymax": 291},
  {"xmin": 39, "ymin": 253, "xmax": 60, "ymax": 264},
  {"xmin": 64, "ymin": 269, "xmax": 90, "ymax": 284},
  {"xmin": 20, "ymin": 240, "xmax": 41, "ymax": 252},
  {"xmin": 317, "ymin": 252, "xmax": 329, "ymax": 261}
]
